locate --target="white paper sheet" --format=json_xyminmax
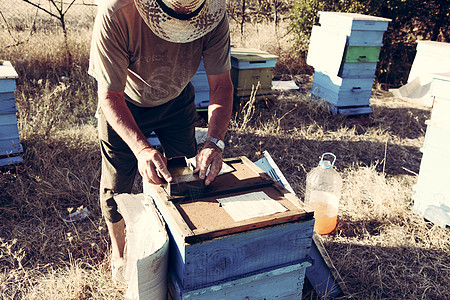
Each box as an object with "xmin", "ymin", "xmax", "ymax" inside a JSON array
[{"xmin": 217, "ymin": 191, "xmax": 287, "ymax": 222}]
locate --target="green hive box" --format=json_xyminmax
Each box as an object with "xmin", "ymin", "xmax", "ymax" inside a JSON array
[{"xmin": 230, "ymin": 48, "xmax": 278, "ymax": 97}]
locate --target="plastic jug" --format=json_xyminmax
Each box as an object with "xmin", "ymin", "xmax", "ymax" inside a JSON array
[{"xmin": 305, "ymin": 153, "xmax": 343, "ymax": 234}]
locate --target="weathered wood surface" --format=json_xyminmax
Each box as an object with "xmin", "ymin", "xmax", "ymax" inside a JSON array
[
  {"xmin": 169, "ymin": 261, "xmax": 311, "ymax": 300},
  {"xmin": 144, "ymin": 157, "xmax": 314, "ymax": 291}
]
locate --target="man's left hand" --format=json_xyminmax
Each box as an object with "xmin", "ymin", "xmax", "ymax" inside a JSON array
[{"xmin": 195, "ymin": 142, "xmax": 223, "ymax": 186}]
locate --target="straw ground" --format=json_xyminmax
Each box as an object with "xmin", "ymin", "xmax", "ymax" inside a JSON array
[{"xmin": 1, "ymin": 3, "xmax": 449, "ymax": 299}]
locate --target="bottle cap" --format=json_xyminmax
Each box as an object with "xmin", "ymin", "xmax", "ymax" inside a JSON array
[{"xmin": 319, "ymin": 153, "xmax": 336, "ymax": 169}]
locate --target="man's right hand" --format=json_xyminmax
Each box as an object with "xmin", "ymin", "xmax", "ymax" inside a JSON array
[{"xmin": 136, "ymin": 147, "xmax": 173, "ymax": 184}]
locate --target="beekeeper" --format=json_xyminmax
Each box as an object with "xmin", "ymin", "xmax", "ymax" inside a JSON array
[{"xmin": 88, "ymin": 0, "xmax": 232, "ymax": 282}]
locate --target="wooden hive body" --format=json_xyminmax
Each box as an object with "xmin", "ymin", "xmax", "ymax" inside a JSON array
[
  {"xmin": 230, "ymin": 48, "xmax": 278, "ymax": 98},
  {"xmin": 307, "ymin": 12, "xmax": 391, "ymax": 115},
  {"xmin": 144, "ymin": 157, "xmax": 314, "ymax": 299},
  {"xmin": 0, "ymin": 61, "xmax": 23, "ymax": 166},
  {"xmin": 413, "ymin": 73, "xmax": 450, "ymax": 228}
]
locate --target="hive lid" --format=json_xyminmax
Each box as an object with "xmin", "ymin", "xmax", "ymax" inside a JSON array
[
  {"xmin": 0, "ymin": 61, "xmax": 18, "ymax": 79},
  {"xmin": 231, "ymin": 48, "xmax": 279, "ymax": 62},
  {"xmin": 144, "ymin": 156, "xmax": 314, "ymax": 243}
]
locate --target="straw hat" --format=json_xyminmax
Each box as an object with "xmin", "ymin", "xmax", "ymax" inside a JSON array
[{"xmin": 135, "ymin": 0, "xmax": 226, "ymax": 43}]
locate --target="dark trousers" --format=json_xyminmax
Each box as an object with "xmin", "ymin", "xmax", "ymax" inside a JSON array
[{"xmin": 98, "ymin": 83, "xmax": 198, "ymax": 223}]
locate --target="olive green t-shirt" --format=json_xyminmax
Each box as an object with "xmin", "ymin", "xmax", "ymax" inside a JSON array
[{"xmin": 89, "ymin": 0, "xmax": 231, "ymax": 107}]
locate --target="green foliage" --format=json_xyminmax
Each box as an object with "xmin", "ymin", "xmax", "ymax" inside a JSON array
[{"xmin": 288, "ymin": 0, "xmax": 449, "ymax": 86}]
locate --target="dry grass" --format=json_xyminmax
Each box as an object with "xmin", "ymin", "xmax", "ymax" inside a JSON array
[{"xmin": 1, "ymin": 7, "xmax": 449, "ymax": 300}]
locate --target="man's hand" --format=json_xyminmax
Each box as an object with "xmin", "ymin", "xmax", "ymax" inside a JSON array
[
  {"xmin": 195, "ymin": 142, "xmax": 223, "ymax": 186},
  {"xmin": 137, "ymin": 147, "xmax": 172, "ymax": 184}
]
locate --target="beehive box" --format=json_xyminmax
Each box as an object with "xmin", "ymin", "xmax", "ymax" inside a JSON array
[
  {"xmin": 307, "ymin": 13, "xmax": 390, "ymax": 116},
  {"xmin": 311, "ymin": 71, "xmax": 373, "ymax": 107},
  {"xmin": 144, "ymin": 157, "xmax": 314, "ymax": 298},
  {"xmin": 318, "ymin": 12, "xmax": 390, "ymax": 46},
  {"xmin": 230, "ymin": 48, "xmax": 278, "ymax": 97},
  {"xmin": 412, "ymin": 73, "xmax": 450, "ymax": 227},
  {"xmin": 0, "ymin": 61, "xmax": 23, "ymax": 166},
  {"xmin": 191, "ymin": 58, "xmax": 210, "ymax": 110}
]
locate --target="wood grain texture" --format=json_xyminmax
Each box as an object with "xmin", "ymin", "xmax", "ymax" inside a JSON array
[{"xmin": 169, "ymin": 261, "xmax": 311, "ymax": 300}]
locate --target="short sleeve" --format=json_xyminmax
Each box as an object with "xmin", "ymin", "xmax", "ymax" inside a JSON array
[
  {"xmin": 201, "ymin": 14, "xmax": 231, "ymax": 75},
  {"xmin": 88, "ymin": 3, "xmax": 130, "ymax": 91}
]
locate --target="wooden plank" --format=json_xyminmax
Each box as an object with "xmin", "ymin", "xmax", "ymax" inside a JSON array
[
  {"xmin": 170, "ymin": 260, "xmax": 312, "ymax": 300},
  {"xmin": 0, "ymin": 155, "xmax": 23, "ymax": 166},
  {"xmin": 189, "ymin": 209, "xmax": 313, "ymax": 243},
  {"xmin": 179, "ymin": 219, "xmax": 314, "ymax": 289},
  {"xmin": 306, "ymin": 232, "xmax": 350, "ymax": 299},
  {"xmin": 230, "ymin": 48, "xmax": 278, "ymax": 70},
  {"xmin": 0, "ymin": 79, "xmax": 17, "ymax": 93},
  {"xmin": 0, "ymin": 124, "xmax": 21, "ymax": 140},
  {"xmin": 311, "ymin": 81, "xmax": 372, "ymax": 107},
  {"xmin": 0, "ymin": 137, "xmax": 23, "ymax": 155},
  {"xmin": 170, "ymin": 261, "xmax": 311, "ymax": 300},
  {"xmin": 0, "ymin": 61, "xmax": 19, "ymax": 79},
  {"xmin": 318, "ymin": 12, "xmax": 391, "ymax": 32}
]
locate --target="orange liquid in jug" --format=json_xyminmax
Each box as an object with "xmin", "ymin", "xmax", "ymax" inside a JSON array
[{"xmin": 309, "ymin": 191, "xmax": 339, "ymax": 235}]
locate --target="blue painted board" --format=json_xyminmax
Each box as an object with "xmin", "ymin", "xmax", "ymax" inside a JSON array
[
  {"xmin": 306, "ymin": 240, "xmax": 344, "ymax": 299},
  {"xmin": 0, "ymin": 123, "xmax": 21, "ymax": 140},
  {"xmin": 0, "ymin": 137, "xmax": 23, "ymax": 155},
  {"xmin": 0, "ymin": 155, "xmax": 23, "ymax": 166},
  {"xmin": 345, "ymin": 30, "xmax": 385, "ymax": 46},
  {"xmin": 191, "ymin": 73, "xmax": 209, "ymax": 92},
  {"xmin": 194, "ymin": 90, "xmax": 209, "ymax": 108},
  {"xmin": 230, "ymin": 48, "xmax": 278, "ymax": 70},
  {"xmin": 311, "ymin": 81, "xmax": 372, "ymax": 107},
  {"xmin": 169, "ymin": 261, "xmax": 311, "ymax": 300},
  {"xmin": 313, "ymin": 71, "xmax": 374, "ymax": 93},
  {"xmin": 339, "ymin": 62, "xmax": 378, "ymax": 78},
  {"xmin": 0, "ymin": 78, "xmax": 16, "ymax": 93},
  {"xmin": 171, "ymin": 219, "xmax": 314, "ymax": 290},
  {"xmin": 0, "ymin": 102, "xmax": 17, "ymax": 114},
  {"xmin": 0, "ymin": 92, "xmax": 15, "ymax": 101}
]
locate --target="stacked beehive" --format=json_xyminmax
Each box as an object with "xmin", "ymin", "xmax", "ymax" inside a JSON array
[
  {"xmin": 143, "ymin": 157, "xmax": 314, "ymax": 299},
  {"xmin": 412, "ymin": 72, "xmax": 450, "ymax": 228},
  {"xmin": 307, "ymin": 12, "xmax": 391, "ymax": 115},
  {"xmin": 191, "ymin": 57, "xmax": 210, "ymax": 112},
  {"xmin": 0, "ymin": 61, "xmax": 23, "ymax": 166},
  {"xmin": 230, "ymin": 48, "xmax": 278, "ymax": 104}
]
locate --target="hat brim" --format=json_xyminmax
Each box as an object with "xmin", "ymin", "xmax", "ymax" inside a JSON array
[{"xmin": 135, "ymin": 0, "xmax": 226, "ymax": 43}]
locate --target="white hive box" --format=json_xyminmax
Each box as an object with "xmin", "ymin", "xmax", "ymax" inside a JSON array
[
  {"xmin": 318, "ymin": 12, "xmax": 390, "ymax": 46},
  {"xmin": 412, "ymin": 73, "xmax": 450, "ymax": 228},
  {"xmin": 0, "ymin": 61, "xmax": 23, "ymax": 166},
  {"xmin": 396, "ymin": 41, "xmax": 450, "ymax": 107},
  {"xmin": 307, "ymin": 12, "xmax": 390, "ymax": 115}
]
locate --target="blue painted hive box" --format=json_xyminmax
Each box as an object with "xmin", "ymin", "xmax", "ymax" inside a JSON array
[
  {"xmin": 311, "ymin": 71, "xmax": 373, "ymax": 107},
  {"xmin": 0, "ymin": 60, "xmax": 23, "ymax": 166},
  {"xmin": 144, "ymin": 157, "xmax": 314, "ymax": 299},
  {"xmin": 318, "ymin": 12, "xmax": 390, "ymax": 46},
  {"xmin": 191, "ymin": 58, "xmax": 210, "ymax": 110}
]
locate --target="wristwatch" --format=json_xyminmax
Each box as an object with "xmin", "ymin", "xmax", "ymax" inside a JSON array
[{"xmin": 206, "ymin": 137, "xmax": 225, "ymax": 151}]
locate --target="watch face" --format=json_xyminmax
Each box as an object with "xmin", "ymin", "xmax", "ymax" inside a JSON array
[
  {"xmin": 208, "ymin": 137, "xmax": 225, "ymax": 150},
  {"xmin": 217, "ymin": 139, "xmax": 225, "ymax": 150}
]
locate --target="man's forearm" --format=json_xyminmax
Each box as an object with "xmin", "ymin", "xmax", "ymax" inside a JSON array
[
  {"xmin": 98, "ymin": 89, "xmax": 152, "ymax": 157},
  {"xmin": 207, "ymin": 71, "xmax": 233, "ymax": 140}
]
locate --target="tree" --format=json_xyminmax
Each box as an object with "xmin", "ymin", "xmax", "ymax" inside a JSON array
[{"xmin": 22, "ymin": 0, "xmax": 77, "ymax": 68}]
